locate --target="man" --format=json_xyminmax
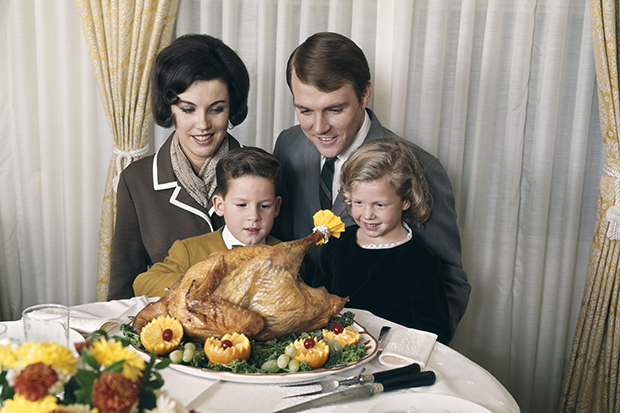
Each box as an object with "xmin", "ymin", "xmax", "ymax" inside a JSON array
[{"xmin": 272, "ymin": 32, "xmax": 470, "ymax": 335}]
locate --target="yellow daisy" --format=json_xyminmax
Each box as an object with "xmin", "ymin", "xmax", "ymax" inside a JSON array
[
  {"xmin": 90, "ymin": 339, "xmax": 145, "ymax": 382},
  {"xmin": 12, "ymin": 342, "xmax": 78, "ymax": 375},
  {"xmin": 0, "ymin": 393, "xmax": 59, "ymax": 413}
]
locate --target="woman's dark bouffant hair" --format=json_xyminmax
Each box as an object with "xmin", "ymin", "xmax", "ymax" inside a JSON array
[
  {"xmin": 215, "ymin": 147, "xmax": 283, "ymax": 198},
  {"xmin": 151, "ymin": 34, "xmax": 250, "ymax": 128}
]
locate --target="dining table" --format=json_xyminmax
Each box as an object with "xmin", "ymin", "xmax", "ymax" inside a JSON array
[{"xmin": 8, "ymin": 296, "xmax": 521, "ymax": 413}]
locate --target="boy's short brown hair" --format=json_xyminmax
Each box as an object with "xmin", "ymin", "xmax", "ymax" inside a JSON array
[{"xmin": 215, "ymin": 147, "xmax": 282, "ymax": 198}]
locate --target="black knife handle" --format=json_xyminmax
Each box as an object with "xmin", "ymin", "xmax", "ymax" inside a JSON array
[
  {"xmin": 379, "ymin": 370, "xmax": 436, "ymax": 393},
  {"xmin": 370, "ymin": 363, "xmax": 421, "ymax": 383}
]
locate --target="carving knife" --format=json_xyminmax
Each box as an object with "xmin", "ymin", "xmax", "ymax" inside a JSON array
[{"xmin": 272, "ymin": 370, "xmax": 436, "ymax": 413}]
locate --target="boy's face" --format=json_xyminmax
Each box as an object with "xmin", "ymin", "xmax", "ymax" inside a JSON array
[{"xmin": 213, "ymin": 176, "xmax": 281, "ymax": 245}]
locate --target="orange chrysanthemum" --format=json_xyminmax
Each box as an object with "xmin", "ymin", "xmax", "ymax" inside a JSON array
[
  {"xmin": 12, "ymin": 362, "xmax": 58, "ymax": 401},
  {"xmin": 74, "ymin": 339, "xmax": 92, "ymax": 355},
  {"xmin": 91, "ymin": 371, "xmax": 139, "ymax": 413}
]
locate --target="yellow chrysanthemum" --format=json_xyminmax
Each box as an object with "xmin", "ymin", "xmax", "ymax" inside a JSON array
[
  {"xmin": 0, "ymin": 393, "xmax": 59, "ymax": 413},
  {"xmin": 90, "ymin": 339, "xmax": 145, "ymax": 382},
  {"xmin": 12, "ymin": 342, "xmax": 78, "ymax": 375},
  {"xmin": 0, "ymin": 343, "xmax": 17, "ymax": 369},
  {"xmin": 313, "ymin": 210, "xmax": 345, "ymax": 245}
]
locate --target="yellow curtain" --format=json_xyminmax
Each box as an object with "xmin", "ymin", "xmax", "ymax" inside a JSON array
[
  {"xmin": 75, "ymin": 0, "xmax": 179, "ymax": 301},
  {"xmin": 560, "ymin": 0, "xmax": 620, "ymax": 411}
]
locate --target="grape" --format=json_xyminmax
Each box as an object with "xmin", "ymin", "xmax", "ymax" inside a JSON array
[
  {"xmin": 285, "ymin": 345, "xmax": 297, "ymax": 357},
  {"xmin": 303, "ymin": 338, "xmax": 315, "ymax": 349},
  {"xmin": 328, "ymin": 340, "xmax": 342, "ymax": 354},
  {"xmin": 332, "ymin": 323, "xmax": 344, "ymax": 334},
  {"xmin": 184, "ymin": 342, "xmax": 196, "ymax": 352},
  {"xmin": 221, "ymin": 339, "xmax": 233, "ymax": 349},
  {"xmin": 277, "ymin": 354, "xmax": 290, "ymax": 369},
  {"xmin": 182, "ymin": 347, "xmax": 194, "ymax": 363},
  {"xmin": 169, "ymin": 349, "xmax": 183, "ymax": 364},
  {"xmin": 261, "ymin": 359, "xmax": 279, "ymax": 373},
  {"xmin": 288, "ymin": 359, "xmax": 300, "ymax": 373},
  {"xmin": 162, "ymin": 329, "xmax": 173, "ymax": 342}
]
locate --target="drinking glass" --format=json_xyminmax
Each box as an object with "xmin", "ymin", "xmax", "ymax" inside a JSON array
[{"xmin": 22, "ymin": 304, "xmax": 70, "ymax": 347}]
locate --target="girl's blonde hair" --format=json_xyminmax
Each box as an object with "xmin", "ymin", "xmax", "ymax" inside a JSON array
[{"xmin": 340, "ymin": 137, "xmax": 431, "ymax": 226}]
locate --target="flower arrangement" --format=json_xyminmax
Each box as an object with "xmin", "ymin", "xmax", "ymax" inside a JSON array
[{"xmin": 0, "ymin": 331, "xmax": 194, "ymax": 413}]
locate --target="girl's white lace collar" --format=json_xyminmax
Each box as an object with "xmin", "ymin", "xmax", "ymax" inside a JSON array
[{"xmin": 358, "ymin": 222, "xmax": 412, "ymax": 250}]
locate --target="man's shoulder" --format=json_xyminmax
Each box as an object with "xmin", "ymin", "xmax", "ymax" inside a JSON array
[
  {"xmin": 275, "ymin": 125, "xmax": 307, "ymax": 148},
  {"xmin": 274, "ymin": 125, "xmax": 316, "ymax": 162},
  {"xmin": 366, "ymin": 110, "xmax": 438, "ymax": 164}
]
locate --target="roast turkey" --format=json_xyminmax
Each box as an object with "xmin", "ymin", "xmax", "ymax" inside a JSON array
[{"xmin": 133, "ymin": 230, "xmax": 348, "ymax": 341}]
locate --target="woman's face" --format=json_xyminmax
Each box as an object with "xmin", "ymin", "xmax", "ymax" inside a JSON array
[{"xmin": 171, "ymin": 79, "xmax": 230, "ymax": 172}]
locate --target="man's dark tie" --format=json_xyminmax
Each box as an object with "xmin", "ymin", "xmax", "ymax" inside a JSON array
[{"xmin": 320, "ymin": 157, "xmax": 337, "ymax": 210}]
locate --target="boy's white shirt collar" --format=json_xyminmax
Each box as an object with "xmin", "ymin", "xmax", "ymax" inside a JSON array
[
  {"xmin": 221, "ymin": 225, "xmax": 267, "ymax": 249},
  {"xmin": 322, "ymin": 111, "xmax": 371, "ymax": 202}
]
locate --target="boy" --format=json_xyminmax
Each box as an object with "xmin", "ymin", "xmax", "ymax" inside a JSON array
[{"xmin": 133, "ymin": 147, "xmax": 282, "ymax": 297}]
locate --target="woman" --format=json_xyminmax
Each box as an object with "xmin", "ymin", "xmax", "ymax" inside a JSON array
[{"xmin": 108, "ymin": 34, "xmax": 250, "ymax": 300}]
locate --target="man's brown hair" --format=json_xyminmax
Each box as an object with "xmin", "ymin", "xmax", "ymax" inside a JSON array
[{"xmin": 286, "ymin": 32, "xmax": 371, "ymax": 102}]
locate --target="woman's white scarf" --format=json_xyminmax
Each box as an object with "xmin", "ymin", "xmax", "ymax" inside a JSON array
[{"xmin": 169, "ymin": 132, "xmax": 229, "ymax": 210}]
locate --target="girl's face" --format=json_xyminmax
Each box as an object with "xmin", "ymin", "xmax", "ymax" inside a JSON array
[
  {"xmin": 350, "ymin": 179, "xmax": 411, "ymax": 245},
  {"xmin": 171, "ymin": 79, "xmax": 230, "ymax": 172}
]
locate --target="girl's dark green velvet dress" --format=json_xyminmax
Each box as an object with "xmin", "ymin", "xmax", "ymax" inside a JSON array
[{"xmin": 314, "ymin": 225, "xmax": 452, "ymax": 345}]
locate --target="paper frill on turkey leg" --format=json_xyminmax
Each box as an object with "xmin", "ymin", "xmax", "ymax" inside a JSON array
[{"xmin": 313, "ymin": 210, "xmax": 345, "ymax": 245}]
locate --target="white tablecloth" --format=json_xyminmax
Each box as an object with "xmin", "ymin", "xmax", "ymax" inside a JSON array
[{"xmin": 66, "ymin": 297, "xmax": 520, "ymax": 413}]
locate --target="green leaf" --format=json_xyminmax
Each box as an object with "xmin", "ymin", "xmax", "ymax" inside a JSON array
[
  {"xmin": 81, "ymin": 349, "xmax": 100, "ymax": 370},
  {"xmin": 103, "ymin": 359, "xmax": 125, "ymax": 373},
  {"xmin": 87, "ymin": 329, "xmax": 109, "ymax": 342},
  {"xmin": 146, "ymin": 372, "xmax": 164, "ymax": 391},
  {"xmin": 68, "ymin": 369, "xmax": 99, "ymax": 405},
  {"xmin": 0, "ymin": 369, "xmax": 15, "ymax": 402},
  {"xmin": 137, "ymin": 389, "xmax": 157, "ymax": 412},
  {"xmin": 155, "ymin": 358, "xmax": 171, "ymax": 369}
]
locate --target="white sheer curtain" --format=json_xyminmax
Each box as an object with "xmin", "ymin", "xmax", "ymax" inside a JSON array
[
  {"xmin": 0, "ymin": 0, "xmax": 603, "ymax": 412},
  {"xmin": 0, "ymin": 0, "xmax": 112, "ymax": 316}
]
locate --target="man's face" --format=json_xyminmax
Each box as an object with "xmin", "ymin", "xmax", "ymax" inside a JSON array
[{"xmin": 291, "ymin": 72, "xmax": 371, "ymax": 159}]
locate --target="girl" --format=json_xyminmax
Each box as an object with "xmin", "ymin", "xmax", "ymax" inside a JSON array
[{"xmin": 314, "ymin": 137, "xmax": 452, "ymax": 344}]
